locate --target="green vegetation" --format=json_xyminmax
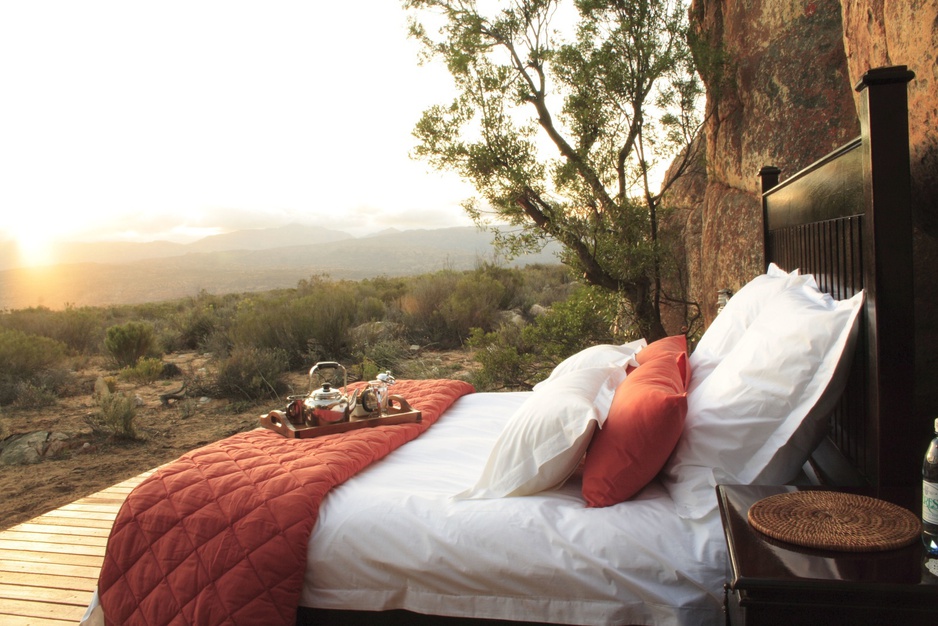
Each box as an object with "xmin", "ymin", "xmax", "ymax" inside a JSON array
[
  {"xmin": 0, "ymin": 327, "xmax": 68, "ymax": 406},
  {"xmin": 468, "ymin": 283, "xmax": 619, "ymax": 390},
  {"xmin": 105, "ymin": 321, "xmax": 159, "ymax": 368},
  {"xmin": 0, "ymin": 263, "xmax": 644, "ymax": 424},
  {"xmin": 90, "ymin": 377, "xmax": 138, "ymax": 440},
  {"xmin": 119, "ymin": 357, "xmax": 165, "ymax": 385},
  {"xmin": 405, "ymin": 0, "xmax": 703, "ymax": 340}
]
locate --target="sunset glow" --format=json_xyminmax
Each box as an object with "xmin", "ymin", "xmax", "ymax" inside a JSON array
[
  {"xmin": 7, "ymin": 216, "xmax": 70, "ymax": 268},
  {"xmin": 0, "ymin": 1, "xmax": 474, "ymax": 256}
]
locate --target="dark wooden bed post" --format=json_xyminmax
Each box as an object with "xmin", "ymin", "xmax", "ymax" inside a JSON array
[
  {"xmin": 759, "ymin": 66, "xmax": 917, "ymax": 509},
  {"xmin": 856, "ymin": 66, "xmax": 916, "ymax": 501}
]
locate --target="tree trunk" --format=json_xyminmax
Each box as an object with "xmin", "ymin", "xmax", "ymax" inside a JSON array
[{"xmin": 626, "ymin": 282, "xmax": 668, "ymax": 342}]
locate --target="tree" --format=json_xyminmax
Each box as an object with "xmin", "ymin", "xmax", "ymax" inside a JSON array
[{"xmin": 405, "ymin": 0, "xmax": 703, "ymax": 340}]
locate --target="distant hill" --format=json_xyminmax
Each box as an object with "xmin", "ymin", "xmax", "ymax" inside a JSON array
[
  {"xmin": 0, "ymin": 223, "xmax": 354, "ymax": 270},
  {"xmin": 0, "ymin": 226, "xmax": 560, "ymax": 310}
]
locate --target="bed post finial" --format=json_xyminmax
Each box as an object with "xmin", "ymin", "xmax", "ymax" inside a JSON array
[
  {"xmin": 759, "ymin": 166, "xmax": 781, "ymax": 193},
  {"xmin": 855, "ymin": 65, "xmax": 915, "ymax": 91}
]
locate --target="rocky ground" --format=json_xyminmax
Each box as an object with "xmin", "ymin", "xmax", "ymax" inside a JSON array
[{"xmin": 0, "ymin": 351, "xmax": 475, "ymax": 530}]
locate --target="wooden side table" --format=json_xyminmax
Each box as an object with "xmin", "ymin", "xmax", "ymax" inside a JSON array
[{"xmin": 717, "ymin": 484, "xmax": 938, "ymax": 625}]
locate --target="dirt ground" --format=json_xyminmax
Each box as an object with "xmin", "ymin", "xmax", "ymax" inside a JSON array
[{"xmin": 0, "ymin": 351, "xmax": 474, "ymax": 531}]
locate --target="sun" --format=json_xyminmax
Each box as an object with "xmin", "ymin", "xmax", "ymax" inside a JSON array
[{"xmin": 8, "ymin": 220, "xmax": 60, "ymax": 268}]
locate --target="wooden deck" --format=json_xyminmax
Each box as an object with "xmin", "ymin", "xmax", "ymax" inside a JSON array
[{"xmin": 0, "ymin": 470, "xmax": 154, "ymax": 625}]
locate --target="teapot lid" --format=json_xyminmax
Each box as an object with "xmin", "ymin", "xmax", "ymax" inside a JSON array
[{"xmin": 312, "ymin": 382, "xmax": 343, "ymax": 401}]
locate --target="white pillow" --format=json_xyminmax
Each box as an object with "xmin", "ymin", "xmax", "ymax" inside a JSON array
[
  {"xmin": 666, "ymin": 281, "xmax": 864, "ymax": 519},
  {"xmin": 689, "ymin": 263, "xmax": 809, "ymax": 388},
  {"xmin": 532, "ymin": 339, "xmax": 645, "ymax": 390},
  {"xmin": 458, "ymin": 364, "xmax": 627, "ymax": 499}
]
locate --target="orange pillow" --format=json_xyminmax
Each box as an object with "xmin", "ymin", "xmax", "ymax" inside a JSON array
[
  {"xmin": 634, "ymin": 334, "xmax": 689, "ymax": 385},
  {"xmin": 582, "ymin": 336, "xmax": 689, "ymax": 507}
]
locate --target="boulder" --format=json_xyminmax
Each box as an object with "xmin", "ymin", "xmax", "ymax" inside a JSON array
[
  {"xmin": 839, "ymin": 0, "xmax": 938, "ymax": 415},
  {"xmin": 0, "ymin": 432, "xmax": 47, "ymax": 465},
  {"xmin": 682, "ymin": 0, "xmax": 938, "ymax": 414},
  {"xmin": 684, "ymin": 0, "xmax": 858, "ymax": 326},
  {"xmin": 0, "ymin": 431, "xmax": 72, "ymax": 465}
]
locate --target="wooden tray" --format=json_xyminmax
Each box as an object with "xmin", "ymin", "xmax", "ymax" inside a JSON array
[{"xmin": 259, "ymin": 395, "xmax": 421, "ymax": 438}]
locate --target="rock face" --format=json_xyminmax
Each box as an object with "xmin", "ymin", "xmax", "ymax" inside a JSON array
[
  {"xmin": 678, "ymin": 0, "xmax": 938, "ymax": 414},
  {"xmin": 677, "ymin": 0, "xmax": 858, "ymax": 325},
  {"xmin": 839, "ymin": 0, "xmax": 938, "ymax": 415}
]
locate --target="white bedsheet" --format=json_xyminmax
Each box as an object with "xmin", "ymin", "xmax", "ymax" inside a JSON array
[{"xmin": 301, "ymin": 391, "xmax": 727, "ymax": 625}]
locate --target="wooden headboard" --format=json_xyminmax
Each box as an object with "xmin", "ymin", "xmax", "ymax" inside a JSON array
[{"xmin": 759, "ymin": 65, "xmax": 916, "ymax": 509}]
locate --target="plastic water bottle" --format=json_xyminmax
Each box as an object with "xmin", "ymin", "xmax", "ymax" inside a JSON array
[{"xmin": 924, "ymin": 418, "xmax": 938, "ymax": 556}]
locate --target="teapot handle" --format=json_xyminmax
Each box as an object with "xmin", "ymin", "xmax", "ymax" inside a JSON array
[{"xmin": 308, "ymin": 361, "xmax": 348, "ymax": 393}]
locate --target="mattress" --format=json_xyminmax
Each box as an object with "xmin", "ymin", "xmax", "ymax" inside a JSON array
[{"xmin": 301, "ymin": 391, "xmax": 727, "ymax": 625}]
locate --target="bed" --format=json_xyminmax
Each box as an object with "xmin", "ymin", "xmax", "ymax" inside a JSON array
[{"xmin": 81, "ymin": 65, "xmax": 917, "ymax": 626}]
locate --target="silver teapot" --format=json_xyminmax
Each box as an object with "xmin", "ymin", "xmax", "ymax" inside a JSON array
[{"xmin": 304, "ymin": 361, "xmax": 350, "ymax": 425}]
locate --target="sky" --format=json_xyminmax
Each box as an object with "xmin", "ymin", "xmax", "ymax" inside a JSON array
[{"xmin": 0, "ymin": 1, "xmax": 480, "ymax": 265}]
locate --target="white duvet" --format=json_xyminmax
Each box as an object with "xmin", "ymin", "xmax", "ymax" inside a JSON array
[{"xmin": 301, "ymin": 391, "xmax": 727, "ymax": 625}]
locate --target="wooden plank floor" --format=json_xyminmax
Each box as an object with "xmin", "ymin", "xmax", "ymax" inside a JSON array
[{"xmin": 0, "ymin": 470, "xmax": 154, "ymax": 625}]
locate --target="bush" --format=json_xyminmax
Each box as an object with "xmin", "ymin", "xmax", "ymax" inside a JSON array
[
  {"xmin": 214, "ymin": 346, "xmax": 288, "ymax": 401},
  {"xmin": 54, "ymin": 307, "xmax": 106, "ymax": 354},
  {"xmin": 399, "ymin": 270, "xmax": 507, "ymax": 347},
  {"xmin": 522, "ymin": 285, "xmax": 621, "ymax": 363},
  {"xmin": 0, "ymin": 327, "xmax": 68, "ymax": 377},
  {"xmin": 399, "ymin": 271, "xmax": 460, "ymax": 345},
  {"xmin": 93, "ymin": 391, "xmax": 138, "ymax": 439},
  {"xmin": 169, "ymin": 304, "xmax": 218, "ymax": 351},
  {"xmin": 467, "ymin": 285, "xmax": 628, "ymax": 390},
  {"xmin": 355, "ymin": 296, "xmax": 387, "ymax": 324},
  {"xmin": 120, "ymin": 357, "xmax": 164, "ymax": 384},
  {"xmin": 350, "ymin": 337, "xmax": 412, "ymax": 382},
  {"xmin": 439, "ymin": 274, "xmax": 506, "ymax": 343},
  {"xmin": 105, "ymin": 321, "xmax": 157, "ymax": 368},
  {"xmin": 225, "ymin": 282, "xmax": 357, "ymax": 368},
  {"xmin": 466, "ymin": 325, "xmax": 539, "ymax": 391},
  {"xmin": 0, "ymin": 328, "xmax": 68, "ymax": 405},
  {"xmin": 89, "ymin": 379, "xmax": 137, "ymax": 439},
  {"xmin": 12, "ymin": 381, "xmax": 58, "ymax": 409}
]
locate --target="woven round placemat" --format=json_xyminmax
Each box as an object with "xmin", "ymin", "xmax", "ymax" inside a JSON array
[{"xmin": 748, "ymin": 491, "xmax": 921, "ymax": 552}]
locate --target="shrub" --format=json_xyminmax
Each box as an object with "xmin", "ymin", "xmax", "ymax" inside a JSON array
[
  {"xmin": 0, "ymin": 306, "xmax": 106, "ymax": 354},
  {"xmin": 93, "ymin": 391, "xmax": 138, "ymax": 439},
  {"xmin": 467, "ymin": 285, "xmax": 628, "ymax": 390},
  {"xmin": 439, "ymin": 273, "xmax": 506, "ymax": 343},
  {"xmin": 12, "ymin": 381, "xmax": 58, "ymax": 409},
  {"xmin": 466, "ymin": 325, "xmax": 539, "ymax": 391},
  {"xmin": 214, "ymin": 346, "xmax": 288, "ymax": 401},
  {"xmin": 473, "ymin": 262, "xmax": 526, "ymax": 310},
  {"xmin": 350, "ymin": 337, "xmax": 412, "ymax": 382},
  {"xmin": 0, "ymin": 328, "xmax": 68, "ymax": 405},
  {"xmin": 226, "ymin": 283, "xmax": 357, "ymax": 368},
  {"xmin": 355, "ymin": 296, "xmax": 387, "ymax": 324},
  {"xmin": 104, "ymin": 321, "xmax": 157, "ymax": 368},
  {"xmin": 399, "ymin": 271, "xmax": 461, "ymax": 345},
  {"xmin": 522, "ymin": 285, "xmax": 620, "ymax": 363},
  {"xmin": 0, "ymin": 327, "xmax": 68, "ymax": 377},
  {"xmin": 120, "ymin": 357, "xmax": 164, "ymax": 384},
  {"xmin": 172, "ymin": 306, "xmax": 217, "ymax": 350},
  {"xmin": 89, "ymin": 379, "xmax": 138, "ymax": 439},
  {"xmin": 55, "ymin": 306, "xmax": 106, "ymax": 354}
]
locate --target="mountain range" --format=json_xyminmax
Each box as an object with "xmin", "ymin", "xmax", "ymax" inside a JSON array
[{"xmin": 0, "ymin": 225, "xmax": 561, "ymax": 310}]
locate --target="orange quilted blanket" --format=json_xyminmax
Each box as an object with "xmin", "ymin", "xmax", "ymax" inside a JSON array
[{"xmin": 97, "ymin": 379, "xmax": 474, "ymax": 626}]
